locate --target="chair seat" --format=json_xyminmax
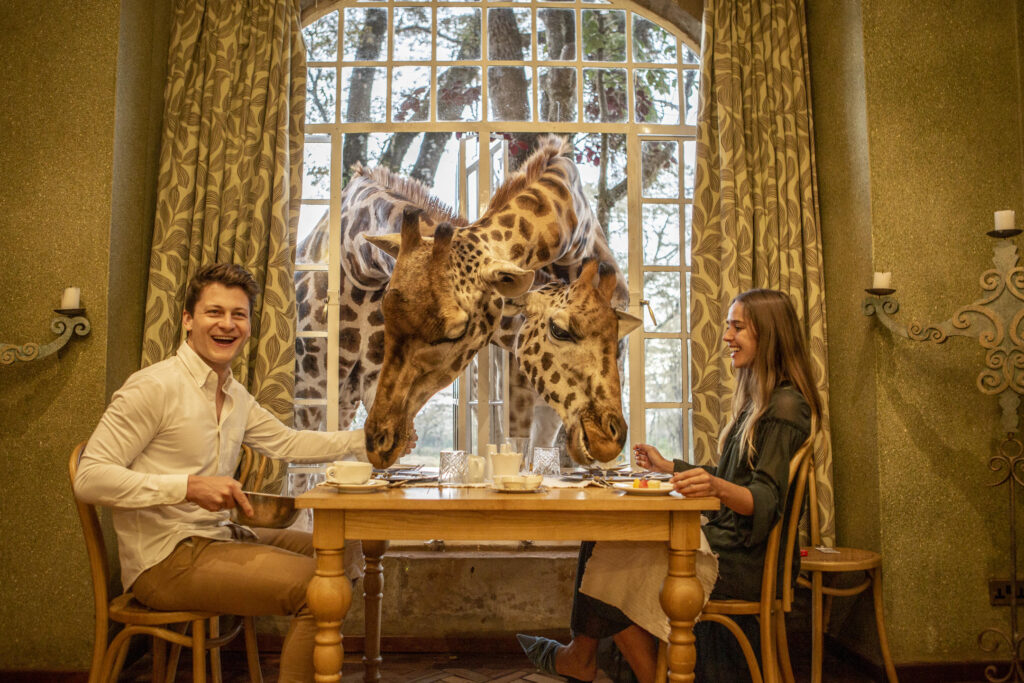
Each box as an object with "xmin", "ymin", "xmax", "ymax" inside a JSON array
[
  {"xmin": 800, "ymin": 546, "xmax": 881, "ymax": 573},
  {"xmin": 703, "ymin": 598, "xmax": 762, "ymax": 616},
  {"xmin": 109, "ymin": 592, "xmax": 221, "ymax": 626}
]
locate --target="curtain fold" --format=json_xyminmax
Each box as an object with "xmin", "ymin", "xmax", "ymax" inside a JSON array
[
  {"xmin": 689, "ymin": 0, "xmax": 835, "ymax": 543},
  {"xmin": 141, "ymin": 0, "xmax": 306, "ymax": 493}
]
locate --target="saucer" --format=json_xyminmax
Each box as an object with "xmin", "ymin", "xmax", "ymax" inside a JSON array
[
  {"xmin": 492, "ymin": 485, "xmax": 547, "ymax": 494},
  {"xmin": 612, "ymin": 482, "xmax": 676, "ymax": 496},
  {"xmin": 322, "ymin": 479, "xmax": 388, "ymax": 493}
]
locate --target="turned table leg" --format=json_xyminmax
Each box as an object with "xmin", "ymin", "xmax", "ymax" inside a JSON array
[
  {"xmin": 660, "ymin": 511, "xmax": 705, "ymax": 682},
  {"xmin": 361, "ymin": 540, "xmax": 388, "ymax": 682},
  {"xmin": 308, "ymin": 509, "xmax": 349, "ymax": 683}
]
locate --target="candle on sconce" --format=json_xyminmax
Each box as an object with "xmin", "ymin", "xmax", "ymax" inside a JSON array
[
  {"xmin": 995, "ymin": 210, "xmax": 1016, "ymax": 232},
  {"xmin": 61, "ymin": 287, "xmax": 81, "ymax": 310},
  {"xmin": 872, "ymin": 272, "xmax": 892, "ymax": 290}
]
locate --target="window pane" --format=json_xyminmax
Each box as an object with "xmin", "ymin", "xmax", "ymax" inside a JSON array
[
  {"xmin": 342, "ymin": 8, "xmax": 388, "ymax": 62},
  {"xmin": 641, "ymin": 140, "xmax": 678, "ymax": 199},
  {"xmin": 437, "ymin": 67, "xmax": 481, "ymax": 121},
  {"xmin": 488, "ymin": 67, "xmax": 532, "ymax": 121},
  {"xmin": 341, "ymin": 67, "xmax": 387, "ymax": 123},
  {"xmin": 437, "ymin": 7, "xmax": 481, "ymax": 60},
  {"xmin": 685, "ymin": 271, "xmax": 692, "ymax": 333},
  {"xmin": 296, "ymin": 207, "xmax": 329, "ymax": 266},
  {"xmin": 644, "ymin": 271, "xmax": 681, "ymax": 334},
  {"xmin": 303, "ymin": 140, "xmax": 331, "ymax": 199},
  {"xmin": 646, "ymin": 408, "xmax": 683, "ymax": 461},
  {"xmin": 304, "ymin": 11, "xmax": 338, "ymax": 62},
  {"xmin": 538, "ymin": 8, "xmax": 576, "ymax": 60},
  {"xmin": 539, "ymin": 67, "xmax": 577, "ymax": 122},
  {"xmin": 634, "ymin": 68, "xmax": 679, "ymax": 125},
  {"xmin": 306, "ymin": 68, "xmax": 336, "ymax": 124},
  {"xmin": 582, "ymin": 9, "xmax": 626, "ymax": 62},
  {"xmin": 684, "ymin": 204, "xmax": 693, "ymax": 266},
  {"xmin": 644, "ymin": 338, "xmax": 682, "ymax": 402},
  {"xmin": 642, "ymin": 204, "xmax": 680, "ymax": 266},
  {"xmin": 487, "ymin": 8, "xmax": 532, "ymax": 61},
  {"xmin": 632, "ymin": 15, "xmax": 675, "ymax": 63},
  {"xmin": 583, "ymin": 68, "xmax": 626, "ymax": 122},
  {"xmin": 295, "ymin": 272, "xmax": 327, "ymax": 333},
  {"xmin": 681, "ymin": 43, "xmax": 699, "ymax": 64},
  {"xmin": 683, "ymin": 140, "xmax": 696, "ymax": 198},
  {"xmin": 393, "ymin": 7, "xmax": 432, "ymax": 61},
  {"xmin": 393, "ymin": 66, "xmax": 431, "ymax": 122},
  {"xmin": 683, "ymin": 69, "xmax": 699, "ymax": 125}
]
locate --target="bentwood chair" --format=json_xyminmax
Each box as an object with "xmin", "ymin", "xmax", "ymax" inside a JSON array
[
  {"xmin": 69, "ymin": 442, "xmax": 263, "ymax": 683},
  {"xmin": 656, "ymin": 437, "xmax": 813, "ymax": 683},
  {"xmin": 797, "ymin": 453, "xmax": 898, "ymax": 683}
]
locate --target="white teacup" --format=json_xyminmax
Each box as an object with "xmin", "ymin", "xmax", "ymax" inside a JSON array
[{"xmin": 326, "ymin": 460, "xmax": 372, "ymax": 485}]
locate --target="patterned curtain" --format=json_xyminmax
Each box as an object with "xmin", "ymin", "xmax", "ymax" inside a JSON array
[
  {"xmin": 140, "ymin": 0, "xmax": 306, "ymax": 493},
  {"xmin": 689, "ymin": 0, "xmax": 836, "ymax": 543}
]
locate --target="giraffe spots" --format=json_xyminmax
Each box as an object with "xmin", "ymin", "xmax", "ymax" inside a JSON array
[
  {"xmin": 301, "ymin": 353, "xmax": 321, "ymax": 377},
  {"xmin": 351, "ymin": 287, "xmax": 367, "ymax": 305},
  {"xmin": 510, "ymin": 243, "xmax": 525, "ymax": 260},
  {"xmin": 340, "ymin": 328, "xmax": 361, "ymax": 354},
  {"xmin": 370, "ymin": 288, "xmax": 385, "ymax": 302},
  {"xmin": 340, "ymin": 304, "xmax": 358, "ymax": 322},
  {"xmin": 450, "ymin": 356, "xmax": 463, "ymax": 372},
  {"xmin": 551, "ymin": 371, "xmax": 561, "ymax": 384},
  {"xmin": 536, "ymin": 243, "xmax": 551, "ymax": 263},
  {"xmin": 490, "ymin": 229, "xmax": 503, "ymax": 241},
  {"xmin": 540, "ymin": 353, "xmax": 553, "ymax": 371},
  {"xmin": 498, "ymin": 214, "xmax": 515, "ymax": 228},
  {"xmin": 368, "ymin": 308, "xmax": 385, "ymax": 326},
  {"xmin": 367, "ymin": 331, "xmax": 386, "ymax": 363},
  {"xmin": 538, "ymin": 175, "xmax": 569, "ymax": 201},
  {"xmin": 564, "ymin": 393, "xmax": 576, "ymax": 409},
  {"xmin": 536, "ymin": 378, "xmax": 546, "ymax": 394},
  {"xmin": 548, "ymin": 391, "xmax": 560, "ymax": 404},
  {"xmin": 352, "ymin": 206, "xmax": 371, "ymax": 235},
  {"xmin": 517, "ymin": 219, "xmax": 534, "ymax": 241}
]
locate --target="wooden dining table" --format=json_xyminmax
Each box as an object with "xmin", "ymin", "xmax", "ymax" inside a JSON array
[{"xmin": 297, "ymin": 483, "xmax": 719, "ymax": 682}]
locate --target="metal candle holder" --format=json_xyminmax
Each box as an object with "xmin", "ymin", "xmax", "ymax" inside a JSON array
[
  {"xmin": 864, "ymin": 227, "xmax": 1024, "ymax": 681},
  {"xmin": 0, "ymin": 309, "xmax": 91, "ymax": 365}
]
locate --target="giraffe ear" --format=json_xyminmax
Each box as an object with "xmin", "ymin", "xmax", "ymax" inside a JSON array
[
  {"xmin": 616, "ymin": 309, "xmax": 642, "ymax": 339},
  {"xmin": 365, "ymin": 233, "xmax": 402, "ymax": 258},
  {"xmin": 481, "ymin": 260, "xmax": 536, "ymax": 297}
]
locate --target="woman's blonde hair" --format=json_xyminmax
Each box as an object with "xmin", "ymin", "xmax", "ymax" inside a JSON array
[{"xmin": 718, "ymin": 289, "xmax": 822, "ymax": 464}]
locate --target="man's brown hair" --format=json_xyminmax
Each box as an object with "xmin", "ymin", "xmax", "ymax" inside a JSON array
[{"xmin": 184, "ymin": 263, "xmax": 260, "ymax": 315}]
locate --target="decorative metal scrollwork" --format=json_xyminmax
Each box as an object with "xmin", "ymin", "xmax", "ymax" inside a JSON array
[{"xmin": 0, "ymin": 314, "xmax": 90, "ymax": 366}]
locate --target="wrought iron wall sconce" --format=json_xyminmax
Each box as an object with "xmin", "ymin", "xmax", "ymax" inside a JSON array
[
  {"xmin": 863, "ymin": 210, "xmax": 1023, "ymax": 682},
  {"xmin": 1, "ymin": 288, "xmax": 91, "ymax": 365}
]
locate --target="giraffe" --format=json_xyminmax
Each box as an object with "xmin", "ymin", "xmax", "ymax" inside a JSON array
[
  {"xmin": 364, "ymin": 135, "xmax": 636, "ymax": 467},
  {"xmin": 292, "ymin": 164, "xmax": 467, "ymax": 432}
]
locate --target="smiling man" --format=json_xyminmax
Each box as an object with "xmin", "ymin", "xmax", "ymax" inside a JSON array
[{"xmin": 74, "ymin": 263, "xmax": 373, "ymax": 683}]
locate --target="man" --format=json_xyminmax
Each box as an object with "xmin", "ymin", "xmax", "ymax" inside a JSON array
[{"xmin": 74, "ymin": 263, "xmax": 394, "ymax": 682}]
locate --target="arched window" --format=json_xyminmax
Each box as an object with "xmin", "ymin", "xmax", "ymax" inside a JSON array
[{"xmin": 295, "ymin": 0, "xmax": 699, "ymax": 465}]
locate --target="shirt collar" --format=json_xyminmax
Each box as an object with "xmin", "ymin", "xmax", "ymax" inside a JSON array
[{"xmin": 176, "ymin": 340, "xmax": 236, "ymax": 393}]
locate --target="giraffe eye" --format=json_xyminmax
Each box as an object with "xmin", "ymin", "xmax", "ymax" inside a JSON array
[{"xmin": 549, "ymin": 320, "xmax": 573, "ymax": 342}]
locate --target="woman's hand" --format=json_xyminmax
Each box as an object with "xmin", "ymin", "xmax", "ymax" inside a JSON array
[
  {"xmin": 670, "ymin": 468, "xmax": 719, "ymax": 498},
  {"xmin": 632, "ymin": 443, "xmax": 674, "ymax": 474}
]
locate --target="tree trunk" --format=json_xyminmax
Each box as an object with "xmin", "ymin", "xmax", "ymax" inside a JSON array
[{"xmin": 341, "ymin": 8, "xmax": 387, "ymax": 185}]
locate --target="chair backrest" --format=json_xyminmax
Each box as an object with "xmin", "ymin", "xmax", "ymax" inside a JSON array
[
  {"xmin": 68, "ymin": 442, "xmax": 113, "ymax": 630},
  {"xmin": 758, "ymin": 432, "xmax": 814, "ymax": 613},
  {"xmin": 806, "ymin": 441, "xmax": 823, "ymax": 548}
]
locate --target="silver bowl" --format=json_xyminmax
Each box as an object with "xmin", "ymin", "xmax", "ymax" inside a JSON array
[{"xmin": 230, "ymin": 491, "xmax": 300, "ymax": 529}]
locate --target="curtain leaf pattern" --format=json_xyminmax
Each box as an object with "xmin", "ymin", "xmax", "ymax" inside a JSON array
[
  {"xmin": 689, "ymin": 0, "xmax": 835, "ymax": 543},
  {"xmin": 141, "ymin": 0, "xmax": 306, "ymax": 493}
]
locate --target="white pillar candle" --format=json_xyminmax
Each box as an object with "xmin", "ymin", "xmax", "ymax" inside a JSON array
[
  {"xmin": 872, "ymin": 272, "xmax": 892, "ymax": 290},
  {"xmin": 61, "ymin": 287, "xmax": 81, "ymax": 309},
  {"xmin": 995, "ymin": 210, "xmax": 1016, "ymax": 231}
]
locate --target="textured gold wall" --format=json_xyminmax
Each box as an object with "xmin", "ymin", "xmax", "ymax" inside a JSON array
[
  {"xmin": 0, "ymin": 0, "xmax": 169, "ymax": 670},
  {"xmin": 809, "ymin": 0, "xmax": 1024, "ymax": 664}
]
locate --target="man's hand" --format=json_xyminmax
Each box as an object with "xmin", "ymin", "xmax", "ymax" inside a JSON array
[{"xmin": 185, "ymin": 475, "xmax": 253, "ymax": 516}]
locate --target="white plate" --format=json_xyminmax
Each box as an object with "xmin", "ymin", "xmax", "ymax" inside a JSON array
[
  {"xmin": 492, "ymin": 485, "xmax": 547, "ymax": 494},
  {"xmin": 322, "ymin": 479, "xmax": 389, "ymax": 493},
  {"xmin": 612, "ymin": 482, "xmax": 675, "ymax": 496}
]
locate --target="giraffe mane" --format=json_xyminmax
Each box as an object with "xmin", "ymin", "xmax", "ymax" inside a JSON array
[
  {"xmin": 352, "ymin": 163, "xmax": 469, "ymax": 228},
  {"xmin": 479, "ymin": 135, "xmax": 572, "ymax": 223}
]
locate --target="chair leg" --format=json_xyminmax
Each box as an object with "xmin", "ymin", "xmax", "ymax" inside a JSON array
[
  {"xmin": 243, "ymin": 616, "xmax": 263, "ymax": 683},
  {"xmin": 152, "ymin": 635, "xmax": 168, "ymax": 683},
  {"xmin": 166, "ymin": 622, "xmax": 187, "ymax": 683},
  {"xmin": 102, "ymin": 629, "xmax": 135, "ymax": 683},
  {"xmin": 654, "ymin": 640, "xmax": 667, "ymax": 683},
  {"xmin": 810, "ymin": 571, "xmax": 824, "ymax": 683},
  {"xmin": 209, "ymin": 617, "xmax": 222, "ymax": 683},
  {"xmin": 775, "ymin": 609, "xmax": 795, "ymax": 683},
  {"xmin": 870, "ymin": 568, "xmax": 899, "ymax": 683},
  {"xmin": 192, "ymin": 619, "xmax": 208, "ymax": 683},
  {"xmin": 760, "ymin": 612, "xmax": 779, "ymax": 683},
  {"xmin": 701, "ymin": 615, "xmax": 764, "ymax": 683}
]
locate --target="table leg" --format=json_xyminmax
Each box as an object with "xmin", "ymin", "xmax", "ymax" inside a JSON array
[
  {"xmin": 660, "ymin": 511, "xmax": 705, "ymax": 682},
  {"xmin": 361, "ymin": 540, "xmax": 388, "ymax": 682},
  {"xmin": 308, "ymin": 509, "xmax": 350, "ymax": 683}
]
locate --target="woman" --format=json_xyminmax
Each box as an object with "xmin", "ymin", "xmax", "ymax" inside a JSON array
[{"xmin": 518, "ymin": 289, "xmax": 822, "ymax": 682}]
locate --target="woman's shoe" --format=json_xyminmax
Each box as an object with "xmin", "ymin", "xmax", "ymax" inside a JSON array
[{"xmin": 516, "ymin": 634, "xmax": 592, "ymax": 683}]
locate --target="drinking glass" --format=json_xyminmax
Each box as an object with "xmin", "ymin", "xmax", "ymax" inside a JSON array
[
  {"xmin": 530, "ymin": 447, "xmax": 562, "ymax": 476},
  {"xmin": 439, "ymin": 449, "xmax": 468, "ymax": 484}
]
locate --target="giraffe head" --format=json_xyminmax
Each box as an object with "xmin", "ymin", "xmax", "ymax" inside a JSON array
[
  {"xmin": 363, "ymin": 206, "xmax": 535, "ymax": 467},
  {"xmin": 514, "ymin": 260, "xmax": 641, "ymax": 464}
]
